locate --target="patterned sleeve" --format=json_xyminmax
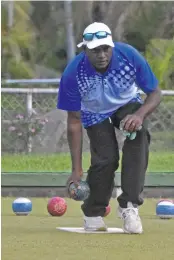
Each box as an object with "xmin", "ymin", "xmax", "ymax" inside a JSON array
[
  {"xmin": 120, "ymin": 43, "xmax": 159, "ymax": 94},
  {"xmin": 129, "ymin": 45, "xmax": 159, "ymax": 93},
  {"xmin": 57, "ymin": 73, "xmax": 81, "ymax": 112}
]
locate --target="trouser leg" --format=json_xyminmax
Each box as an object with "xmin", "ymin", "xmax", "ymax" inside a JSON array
[
  {"xmin": 117, "ymin": 128, "xmax": 150, "ymax": 207},
  {"xmin": 81, "ymin": 118, "xmax": 119, "ymax": 217},
  {"xmin": 110, "ymin": 102, "xmax": 151, "ymax": 208}
]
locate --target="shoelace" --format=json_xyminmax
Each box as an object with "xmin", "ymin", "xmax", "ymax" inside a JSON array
[{"xmin": 121, "ymin": 208, "xmax": 138, "ymax": 220}]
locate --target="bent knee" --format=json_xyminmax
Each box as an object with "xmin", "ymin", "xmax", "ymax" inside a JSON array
[{"xmin": 104, "ymin": 156, "xmax": 119, "ymax": 171}]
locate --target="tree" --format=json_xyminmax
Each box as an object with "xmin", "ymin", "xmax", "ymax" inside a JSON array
[
  {"xmin": 145, "ymin": 38, "xmax": 174, "ymax": 89},
  {"xmin": 1, "ymin": 1, "xmax": 36, "ymax": 79},
  {"xmin": 124, "ymin": 1, "xmax": 174, "ymax": 52}
]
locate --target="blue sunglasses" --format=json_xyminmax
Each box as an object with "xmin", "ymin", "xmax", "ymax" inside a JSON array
[{"xmin": 83, "ymin": 31, "xmax": 111, "ymax": 41}]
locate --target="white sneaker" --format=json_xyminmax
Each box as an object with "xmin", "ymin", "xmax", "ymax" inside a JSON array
[
  {"xmin": 118, "ymin": 202, "xmax": 143, "ymax": 234},
  {"xmin": 84, "ymin": 216, "xmax": 107, "ymax": 231}
]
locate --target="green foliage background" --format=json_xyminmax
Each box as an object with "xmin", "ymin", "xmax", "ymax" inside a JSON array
[
  {"xmin": 2, "ymin": 1, "xmax": 36, "ymax": 78},
  {"xmin": 1, "ymin": 1, "xmax": 174, "ymax": 89}
]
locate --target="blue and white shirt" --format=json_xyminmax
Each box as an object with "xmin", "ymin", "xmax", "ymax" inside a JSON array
[{"xmin": 57, "ymin": 42, "xmax": 158, "ymax": 128}]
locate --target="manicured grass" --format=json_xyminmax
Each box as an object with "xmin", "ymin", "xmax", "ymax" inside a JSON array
[
  {"xmin": 1, "ymin": 152, "xmax": 174, "ymax": 172},
  {"xmin": 2, "ymin": 198, "xmax": 174, "ymax": 260}
]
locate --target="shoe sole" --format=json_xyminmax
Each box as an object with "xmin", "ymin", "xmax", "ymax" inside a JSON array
[{"xmin": 123, "ymin": 228, "xmax": 143, "ymax": 234}]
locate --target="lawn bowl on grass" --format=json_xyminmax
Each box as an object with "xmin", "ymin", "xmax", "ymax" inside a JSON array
[
  {"xmin": 12, "ymin": 197, "xmax": 32, "ymax": 216},
  {"xmin": 156, "ymin": 199, "xmax": 174, "ymax": 219}
]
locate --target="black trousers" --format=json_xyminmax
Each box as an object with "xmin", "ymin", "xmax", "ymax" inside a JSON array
[{"xmin": 81, "ymin": 102, "xmax": 150, "ymax": 217}]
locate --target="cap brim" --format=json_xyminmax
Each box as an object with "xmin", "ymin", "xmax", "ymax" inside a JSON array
[
  {"xmin": 77, "ymin": 37, "xmax": 114, "ymax": 49},
  {"xmin": 77, "ymin": 42, "xmax": 84, "ymax": 48},
  {"xmin": 87, "ymin": 37, "xmax": 114, "ymax": 49}
]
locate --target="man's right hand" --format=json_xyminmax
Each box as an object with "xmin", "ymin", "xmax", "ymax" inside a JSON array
[
  {"xmin": 67, "ymin": 170, "xmax": 83, "ymax": 186},
  {"xmin": 66, "ymin": 170, "xmax": 83, "ymax": 197}
]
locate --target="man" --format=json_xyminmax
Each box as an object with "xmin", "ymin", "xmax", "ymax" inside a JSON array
[{"xmin": 57, "ymin": 22, "xmax": 162, "ymax": 233}]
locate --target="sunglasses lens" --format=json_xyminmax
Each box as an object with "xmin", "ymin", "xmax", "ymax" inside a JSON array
[
  {"xmin": 83, "ymin": 33, "xmax": 94, "ymax": 41},
  {"xmin": 96, "ymin": 31, "xmax": 108, "ymax": 39},
  {"xmin": 83, "ymin": 31, "xmax": 111, "ymax": 41}
]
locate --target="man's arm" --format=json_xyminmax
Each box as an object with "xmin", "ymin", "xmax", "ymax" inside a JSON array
[
  {"xmin": 120, "ymin": 44, "xmax": 162, "ymax": 132},
  {"xmin": 122, "ymin": 87, "xmax": 162, "ymax": 132},
  {"xmin": 135, "ymin": 87, "xmax": 162, "ymax": 119},
  {"xmin": 56, "ymin": 59, "xmax": 82, "ymax": 186},
  {"xmin": 67, "ymin": 111, "xmax": 83, "ymax": 182}
]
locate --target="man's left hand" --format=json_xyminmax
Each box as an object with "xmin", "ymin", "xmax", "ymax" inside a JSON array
[{"xmin": 120, "ymin": 114, "xmax": 144, "ymax": 132}]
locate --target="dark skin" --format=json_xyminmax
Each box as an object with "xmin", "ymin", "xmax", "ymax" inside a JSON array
[
  {"xmin": 66, "ymin": 111, "xmax": 83, "ymax": 188},
  {"xmin": 85, "ymin": 45, "xmax": 113, "ymax": 73},
  {"xmin": 67, "ymin": 45, "xmax": 162, "ymax": 187}
]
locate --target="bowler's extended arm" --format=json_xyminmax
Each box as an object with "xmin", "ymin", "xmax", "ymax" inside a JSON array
[
  {"xmin": 135, "ymin": 87, "xmax": 162, "ymax": 119},
  {"xmin": 67, "ymin": 111, "xmax": 83, "ymax": 177}
]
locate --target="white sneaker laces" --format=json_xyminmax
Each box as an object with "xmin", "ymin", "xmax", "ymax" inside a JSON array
[
  {"xmin": 120, "ymin": 205, "xmax": 143, "ymax": 233},
  {"xmin": 121, "ymin": 207, "xmax": 139, "ymax": 220}
]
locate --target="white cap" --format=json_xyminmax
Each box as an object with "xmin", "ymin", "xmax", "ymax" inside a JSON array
[{"xmin": 77, "ymin": 22, "xmax": 114, "ymax": 49}]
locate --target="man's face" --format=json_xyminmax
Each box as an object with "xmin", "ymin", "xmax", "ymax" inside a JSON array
[{"xmin": 85, "ymin": 45, "xmax": 113, "ymax": 72}]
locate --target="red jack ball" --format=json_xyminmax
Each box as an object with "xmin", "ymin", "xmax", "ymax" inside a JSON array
[
  {"xmin": 104, "ymin": 205, "xmax": 111, "ymax": 217},
  {"xmin": 47, "ymin": 197, "xmax": 67, "ymax": 217}
]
